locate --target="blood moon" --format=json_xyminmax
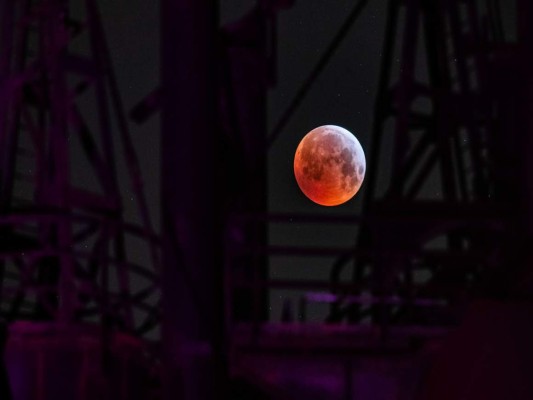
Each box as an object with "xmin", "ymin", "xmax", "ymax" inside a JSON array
[{"xmin": 294, "ymin": 125, "xmax": 366, "ymax": 206}]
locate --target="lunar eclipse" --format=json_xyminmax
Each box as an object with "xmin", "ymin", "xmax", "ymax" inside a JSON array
[{"xmin": 294, "ymin": 125, "xmax": 366, "ymax": 206}]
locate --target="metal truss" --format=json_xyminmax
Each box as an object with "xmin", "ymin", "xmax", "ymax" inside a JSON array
[
  {"xmin": 225, "ymin": 3, "xmax": 520, "ymax": 398},
  {"xmin": 327, "ymin": 0, "xmax": 515, "ymax": 328},
  {"xmin": 0, "ymin": 0, "xmax": 159, "ymax": 338},
  {"xmin": 227, "ymin": 0, "xmax": 517, "ymax": 346}
]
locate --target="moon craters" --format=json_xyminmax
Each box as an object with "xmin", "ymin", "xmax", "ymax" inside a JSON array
[
  {"xmin": 340, "ymin": 147, "xmax": 356, "ymax": 191},
  {"xmin": 294, "ymin": 125, "xmax": 366, "ymax": 206}
]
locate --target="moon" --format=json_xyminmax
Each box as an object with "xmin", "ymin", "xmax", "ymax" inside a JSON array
[{"xmin": 293, "ymin": 125, "xmax": 366, "ymax": 206}]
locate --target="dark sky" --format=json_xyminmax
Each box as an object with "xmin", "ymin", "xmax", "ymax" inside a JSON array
[
  {"xmin": 95, "ymin": 0, "xmax": 385, "ymax": 219},
  {"xmin": 103, "ymin": 0, "xmax": 160, "ymax": 228}
]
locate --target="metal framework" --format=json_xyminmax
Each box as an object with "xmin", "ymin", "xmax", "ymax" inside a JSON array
[
  {"xmin": 0, "ymin": 0, "xmax": 159, "ymax": 337},
  {"xmin": 0, "ymin": 0, "xmax": 523, "ymax": 398},
  {"xmin": 231, "ymin": 0, "xmax": 515, "ymax": 331},
  {"xmin": 225, "ymin": 0, "xmax": 523, "ymax": 397},
  {"xmin": 328, "ymin": 0, "xmax": 513, "ymax": 326}
]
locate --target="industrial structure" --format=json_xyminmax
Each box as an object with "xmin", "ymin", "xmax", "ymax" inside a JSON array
[
  {"xmin": 226, "ymin": 0, "xmax": 533, "ymax": 399},
  {"xmin": 0, "ymin": 0, "xmax": 531, "ymax": 399},
  {"xmin": 0, "ymin": 0, "xmax": 160, "ymax": 398}
]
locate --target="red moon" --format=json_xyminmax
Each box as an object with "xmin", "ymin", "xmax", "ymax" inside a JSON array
[{"xmin": 294, "ymin": 125, "xmax": 366, "ymax": 206}]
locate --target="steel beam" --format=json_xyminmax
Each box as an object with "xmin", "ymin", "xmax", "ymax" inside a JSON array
[{"xmin": 160, "ymin": 0, "xmax": 225, "ymax": 399}]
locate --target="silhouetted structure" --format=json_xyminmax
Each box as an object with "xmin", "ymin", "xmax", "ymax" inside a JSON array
[
  {"xmin": 332, "ymin": 0, "xmax": 511, "ymax": 325},
  {"xmin": 226, "ymin": 0, "xmax": 533, "ymax": 399},
  {"xmin": 1, "ymin": 0, "xmax": 531, "ymax": 398},
  {"xmin": 0, "ymin": 0, "xmax": 159, "ymax": 397}
]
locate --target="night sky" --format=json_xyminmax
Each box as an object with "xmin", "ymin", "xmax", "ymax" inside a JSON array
[{"xmin": 95, "ymin": 0, "xmax": 384, "ymax": 220}]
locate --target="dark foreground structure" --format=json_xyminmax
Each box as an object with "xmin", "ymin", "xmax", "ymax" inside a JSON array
[{"xmin": 1, "ymin": 0, "xmax": 533, "ymax": 398}]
